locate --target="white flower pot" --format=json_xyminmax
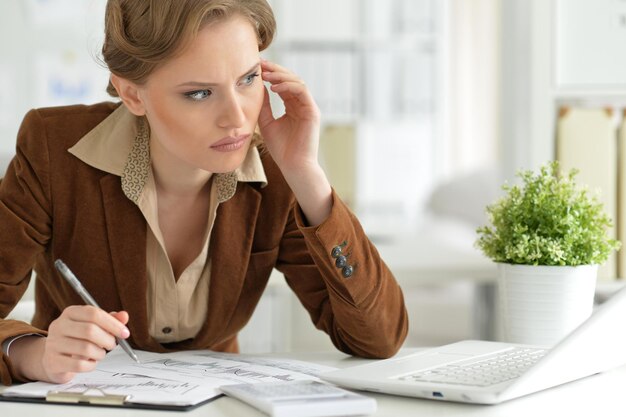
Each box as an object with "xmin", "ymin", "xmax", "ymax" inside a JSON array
[{"xmin": 498, "ymin": 263, "xmax": 598, "ymax": 346}]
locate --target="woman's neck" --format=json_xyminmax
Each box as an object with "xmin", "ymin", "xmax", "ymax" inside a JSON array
[{"xmin": 150, "ymin": 138, "xmax": 212, "ymax": 197}]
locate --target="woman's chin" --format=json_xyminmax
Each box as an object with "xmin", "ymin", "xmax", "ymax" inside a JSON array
[{"xmin": 200, "ymin": 152, "xmax": 248, "ymax": 174}]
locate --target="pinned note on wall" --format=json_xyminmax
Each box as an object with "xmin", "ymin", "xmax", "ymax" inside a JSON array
[
  {"xmin": 556, "ymin": 107, "xmax": 617, "ymax": 280},
  {"xmin": 617, "ymin": 113, "xmax": 626, "ymax": 280}
]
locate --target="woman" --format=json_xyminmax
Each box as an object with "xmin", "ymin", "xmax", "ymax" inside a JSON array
[{"xmin": 0, "ymin": 0, "xmax": 408, "ymax": 385}]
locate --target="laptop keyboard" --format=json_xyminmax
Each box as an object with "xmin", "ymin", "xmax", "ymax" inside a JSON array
[{"xmin": 397, "ymin": 347, "xmax": 547, "ymax": 387}]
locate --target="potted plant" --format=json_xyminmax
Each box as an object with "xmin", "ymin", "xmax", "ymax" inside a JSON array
[{"xmin": 476, "ymin": 161, "xmax": 620, "ymax": 346}]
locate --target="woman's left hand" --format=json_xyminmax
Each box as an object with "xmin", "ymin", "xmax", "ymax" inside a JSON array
[
  {"xmin": 257, "ymin": 60, "xmax": 331, "ymax": 226},
  {"xmin": 258, "ymin": 60, "xmax": 321, "ymax": 174}
]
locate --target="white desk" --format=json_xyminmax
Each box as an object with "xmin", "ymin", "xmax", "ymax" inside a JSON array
[{"xmin": 2, "ymin": 349, "xmax": 625, "ymax": 417}]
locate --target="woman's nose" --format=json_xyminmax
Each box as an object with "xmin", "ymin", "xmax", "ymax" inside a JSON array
[{"xmin": 217, "ymin": 91, "xmax": 246, "ymax": 129}]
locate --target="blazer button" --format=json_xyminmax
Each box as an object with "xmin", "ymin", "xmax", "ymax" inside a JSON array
[
  {"xmin": 162, "ymin": 327, "xmax": 172, "ymax": 334},
  {"xmin": 335, "ymin": 255, "xmax": 348, "ymax": 268},
  {"xmin": 331, "ymin": 246, "xmax": 343, "ymax": 258},
  {"xmin": 342, "ymin": 265, "xmax": 354, "ymax": 278}
]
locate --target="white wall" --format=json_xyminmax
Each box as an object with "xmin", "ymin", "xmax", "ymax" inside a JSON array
[
  {"xmin": 500, "ymin": 0, "xmax": 626, "ymax": 181},
  {"xmin": 556, "ymin": 0, "xmax": 626, "ymax": 88},
  {"xmin": 444, "ymin": 0, "xmax": 501, "ymax": 179},
  {"xmin": 500, "ymin": 0, "xmax": 554, "ymax": 182},
  {"xmin": 0, "ymin": 0, "xmax": 110, "ymax": 157}
]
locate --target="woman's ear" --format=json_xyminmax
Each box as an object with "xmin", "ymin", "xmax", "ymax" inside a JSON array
[{"xmin": 110, "ymin": 74, "xmax": 146, "ymax": 116}]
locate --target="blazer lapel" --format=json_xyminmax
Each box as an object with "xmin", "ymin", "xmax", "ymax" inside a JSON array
[
  {"xmin": 197, "ymin": 183, "xmax": 262, "ymax": 346},
  {"xmin": 100, "ymin": 174, "xmax": 154, "ymax": 349}
]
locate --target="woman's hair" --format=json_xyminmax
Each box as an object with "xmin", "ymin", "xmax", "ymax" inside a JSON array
[{"xmin": 102, "ymin": 0, "xmax": 276, "ymax": 97}]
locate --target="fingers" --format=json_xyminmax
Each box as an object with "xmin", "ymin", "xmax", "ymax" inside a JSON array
[
  {"xmin": 59, "ymin": 321, "xmax": 118, "ymax": 351},
  {"xmin": 263, "ymin": 71, "xmax": 307, "ymax": 95},
  {"xmin": 47, "ymin": 333, "xmax": 109, "ymax": 361},
  {"xmin": 258, "ymin": 86, "xmax": 275, "ymax": 129},
  {"xmin": 110, "ymin": 310, "xmax": 130, "ymax": 326},
  {"xmin": 261, "ymin": 62, "xmax": 304, "ymax": 85},
  {"xmin": 64, "ymin": 305, "xmax": 130, "ymax": 339},
  {"xmin": 43, "ymin": 350, "xmax": 99, "ymax": 384},
  {"xmin": 41, "ymin": 306, "xmax": 132, "ymax": 381},
  {"xmin": 50, "ymin": 354, "xmax": 99, "ymax": 373},
  {"xmin": 261, "ymin": 59, "xmax": 291, "ymax": 74},
  {"xmin": 261, "ymin": 60, "xmax": 312, "ymax": 101}
]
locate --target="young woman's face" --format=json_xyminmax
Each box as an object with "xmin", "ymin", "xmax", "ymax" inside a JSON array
[{"xmin": 137, "ymin": 15, "xmax": 264, "ymax": 174}]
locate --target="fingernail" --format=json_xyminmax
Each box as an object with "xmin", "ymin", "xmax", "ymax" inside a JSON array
[{"xmin": 121, "ymin": 327, "xmax": 130, "ymax": 338}]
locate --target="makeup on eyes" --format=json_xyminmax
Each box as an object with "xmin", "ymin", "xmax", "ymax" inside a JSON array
[
  {"xmin": 182, "ymin": 69, "xmax": 260, "ymax": 101},
  {"xmin": 241, "ymin": 72, "xmax": 260, "ymax": 85},
  {"xmin": 184, "ymin": 89, "xmax": 212, "ymax": 100}
]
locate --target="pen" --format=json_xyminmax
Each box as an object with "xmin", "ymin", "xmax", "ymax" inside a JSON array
[{"xmin": 54, "ymin": 259, "xmax": 140, "ymax": 364}]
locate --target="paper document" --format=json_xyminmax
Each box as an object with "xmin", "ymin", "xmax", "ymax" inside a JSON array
[{"xmin": 2, "ymin": 347, "xmax": 337, "ymax": 407}]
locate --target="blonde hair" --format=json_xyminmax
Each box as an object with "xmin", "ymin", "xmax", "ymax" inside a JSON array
[{"xmin": 102, "ymin": 0, "xmax": 276, "ymax": 97}]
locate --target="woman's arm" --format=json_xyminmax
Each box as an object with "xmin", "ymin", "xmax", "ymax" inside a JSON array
[
  {"xmin": 258, "ymin": 60, "xmax": 408, "ymax": 357},
  {"xmin": 276, "ymin": 190, "xmax": 409, "ymax": 358},
  {"xmin": 0, "ymin": 109, "xmax": 131, "ymax": 384},
  {"xmin": 258, "ymin": 60, "xmax": 332, "ymax": 227}
]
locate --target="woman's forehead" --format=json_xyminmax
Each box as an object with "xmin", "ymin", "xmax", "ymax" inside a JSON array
[{"xmin": 149, "ymin": 16, "xmax": 260, "ymax": 84}]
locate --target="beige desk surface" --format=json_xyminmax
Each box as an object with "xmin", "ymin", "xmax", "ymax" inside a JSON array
[{"xmin": 1, "ymin": 349, "xmax": 625, "ymax": 417}]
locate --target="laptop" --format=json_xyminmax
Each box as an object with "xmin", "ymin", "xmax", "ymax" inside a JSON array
[{"xmin": 321, "ymin": 285, "xmax": 626, "ymax": 404}]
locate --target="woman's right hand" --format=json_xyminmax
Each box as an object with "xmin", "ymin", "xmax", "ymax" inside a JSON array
[{"xmin": 9, "ymin": 305, "xmax": 130, "ymax": 383}]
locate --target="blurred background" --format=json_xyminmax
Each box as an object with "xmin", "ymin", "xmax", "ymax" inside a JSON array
[{"xmin": 2, "ymin": 0, "xmax": 626, "ymax": 352}]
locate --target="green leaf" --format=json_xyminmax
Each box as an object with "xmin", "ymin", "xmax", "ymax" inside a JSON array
[{"xmin": 475, "ymin": 161, "xmax": 621, "ymax": 265}]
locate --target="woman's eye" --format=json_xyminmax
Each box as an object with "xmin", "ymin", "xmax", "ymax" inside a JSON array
[
  {"xmin": 241, "ymin": 72, "xmax": 259, "ymax": 86},
  {"xmin": 184, "ymin": 90, "xmax": 212, "ymax": 101}
]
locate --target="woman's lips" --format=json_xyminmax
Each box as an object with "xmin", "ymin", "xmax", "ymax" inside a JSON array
[{"xmin": 210, "ymin": 134, "xmax": 250, "ymax": 152}]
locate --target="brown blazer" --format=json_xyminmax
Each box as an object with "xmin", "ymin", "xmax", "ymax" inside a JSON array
[{"xmin": 0, "ymin": 102, "xmax": 408, "ymax": 385}]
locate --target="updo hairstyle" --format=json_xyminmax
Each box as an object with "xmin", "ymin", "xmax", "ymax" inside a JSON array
[{"xmin": 102, "ymin": 0, "xmax": 276, "ymax": 97}]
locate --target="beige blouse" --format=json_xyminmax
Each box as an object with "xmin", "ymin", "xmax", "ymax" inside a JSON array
[{"xmin": 69, "ymin": 104, "xmax": 267, "ymax": 343}]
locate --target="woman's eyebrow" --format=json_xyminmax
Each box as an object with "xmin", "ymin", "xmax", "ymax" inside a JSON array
[{"xmin": 176, "ymin": 61, "xmax": 261, "ymax": 88}]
